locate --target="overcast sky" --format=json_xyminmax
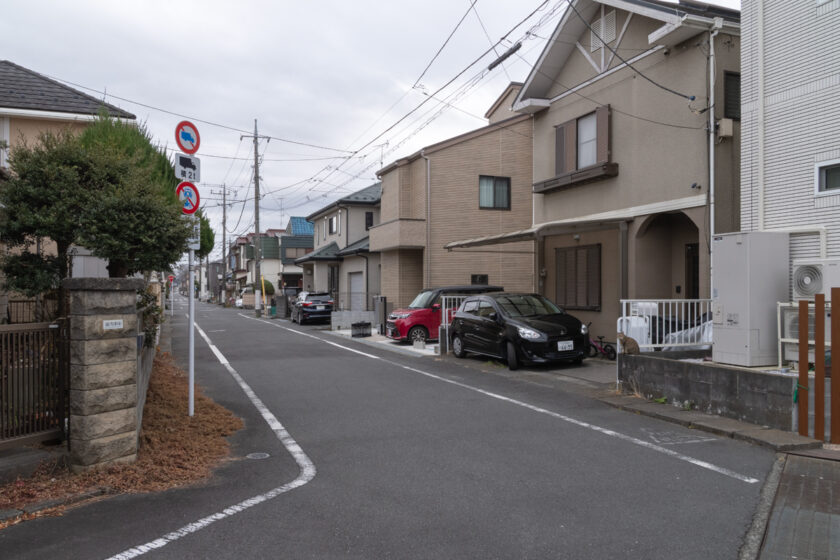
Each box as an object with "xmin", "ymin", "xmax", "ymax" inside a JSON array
[{"xmin": 1, "ymin": 0, "xmax": 739, "ymax": 262}]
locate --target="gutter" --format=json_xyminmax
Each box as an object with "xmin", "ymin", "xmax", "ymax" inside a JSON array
[{"xmin": 709, "ymin": 20, "xmax": 721, "ymax": 297}]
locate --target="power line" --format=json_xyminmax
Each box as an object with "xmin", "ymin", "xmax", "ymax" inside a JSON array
[{"xmin": 413, "ymin": 0, "xmax": 479, "ymax": 89}]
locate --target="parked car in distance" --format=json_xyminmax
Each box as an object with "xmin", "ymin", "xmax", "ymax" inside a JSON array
[
  {"xmin": 291, "ymin": 292, "xmax": 334, "ymax": 325},
  {"xmin": 449, "ymin": 293, "xmax": 588, "ymax": 370},
  {"xmin": 386, "ymin": 285, "xmax": 504, "ymax": 343}
]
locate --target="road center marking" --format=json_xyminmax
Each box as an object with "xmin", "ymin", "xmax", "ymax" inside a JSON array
[
  {"xmin": 246, "ymin": 315, "xmax": 759, "ymax": 485},
  {"xmin": 105, "ymin": 320, "xmax": 315, "ymax": 560}
]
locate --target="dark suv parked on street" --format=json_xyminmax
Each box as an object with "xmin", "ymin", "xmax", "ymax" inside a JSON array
[{"xmin": 291, "ymin": 292, "xmax": 333, "ymax": 325}]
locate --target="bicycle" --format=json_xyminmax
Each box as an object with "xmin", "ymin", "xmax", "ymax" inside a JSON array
[{"xmin": 586, "ymin": 323, "xmax": 616, "ymax": 360}]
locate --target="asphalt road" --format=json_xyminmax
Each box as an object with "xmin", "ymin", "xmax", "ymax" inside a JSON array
[{"xmin": 0, "ymin": 297, "xmax": 777, "ymax": 559}]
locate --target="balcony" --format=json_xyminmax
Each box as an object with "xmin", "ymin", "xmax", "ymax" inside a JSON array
[{"xmin": 369, "ymin": 218, "xmax": 426, "ymax": 252}]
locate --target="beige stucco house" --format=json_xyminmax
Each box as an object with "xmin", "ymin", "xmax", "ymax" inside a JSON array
[
  {"xmin": 447, "ymin": 0, "xmax": 741, "ymax": 338},
  {"xmin": 370, "ymin": 83, "xmax": 535, "ymax": 309},
  {"xmin": 296, "ymin": 183, "xmax": 381, "ymax": 310}
]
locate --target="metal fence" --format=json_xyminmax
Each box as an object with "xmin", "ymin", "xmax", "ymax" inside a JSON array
[
  {"xmin": 7, "ymin": 298, "xmax": 59, "ymax": 324},
  {"xmin": 618, "ymin": 299, "xmax": 713, "ymax": 352},
  {"xmin": 439, "ymin": 295, "xmax": 471, "ymax": 347},
  {"xmin": 0, "ymin": 320, "xmax": 68, "ymax": 449}
]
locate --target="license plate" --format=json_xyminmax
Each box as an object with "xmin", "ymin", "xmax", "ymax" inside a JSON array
[
  {"xmin": 316, "ymin": 305, "xmax": 324, "ymax": 310},
  {"xmin": 557, "ymin": 340, "xmax": 574, "ymax": 351}
]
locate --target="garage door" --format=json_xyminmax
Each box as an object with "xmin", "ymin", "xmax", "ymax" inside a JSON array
[{"xmin": 349, "ymin": 272, "xmax": 364, "ymax": 311}]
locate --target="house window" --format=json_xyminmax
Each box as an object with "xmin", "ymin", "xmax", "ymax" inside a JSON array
[
  {"xmin": 816, "ymin": 160, "xmax": 840, "ymax": 194},
  {"xmin": 724, "ymin": 72, "xmax": 740, "ymax": 120},
  {"xmin": 479, "ymin": 176, "xmax": 511, "ymax": 209},
  {"xmin": 328, "ymin": 215, "xmax": 338, "ymax": 235},
  {"xmin": 577, "ymin": 112, "xmax": 598, "ymax": 169},
  {"xmin": 554, "ymin": 105, "xmax": 611, "ymax": 177},
  {"xmin": 555, "ymin": 244, "xmax": 601, "ymax": 311},
  {"xmin": 471, "ymin": 274, "xmax": 489, "ymax": 285},
  {"xmin": 365, "ymin": 211, "xmax": 374, "ymax": 230}
]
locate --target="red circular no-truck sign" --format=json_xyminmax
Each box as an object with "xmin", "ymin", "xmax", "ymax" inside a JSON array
[
  {"xmin": 175, "ymin": 120, "xmax": 200, "ymax": 154},
  {"xmin": 176, "ymin": 181, "xmax": 200, "ymax": 214},
  {"xmin": 168, "ymin": 275, "xmax": 174, "ymax": 283}
]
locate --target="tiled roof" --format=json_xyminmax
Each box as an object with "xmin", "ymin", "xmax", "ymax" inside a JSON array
[
  {"xmin": 339, "ymin": 182, "xmax": 381, "ymax": 204},
  {"xmin": 289, "ymin": 216, "xmax": 314, "ymax": 236},
  {"xmin": 0, "ymin": 60, "xmax": 136, "ymax": 119},
  {"xmin": 295, "ymin": 242, "xmax": 341, "ymax": 264},
  {"xmin": 337, "ymin": 237, "xmax": 370, "ymax": 256}
]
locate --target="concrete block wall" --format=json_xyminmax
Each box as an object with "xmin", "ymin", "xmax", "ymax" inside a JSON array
[
  {"xmin": 331, "ymin": 310, "xmax": 377, "ymax": 331},
  {"xmin": 618, "ymin": 353, "xmax": 796, "ymax": 431},
  {"xmin": 64, "ymin": 278, "xmax": 145, "ymax": 473}
]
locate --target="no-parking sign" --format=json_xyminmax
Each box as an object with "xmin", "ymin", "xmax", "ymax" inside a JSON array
[
  {"xmin": 176, "ymin": 181, "xmax": 200, "ymax": 214},
  {"xmin": 175, "ymin": 121, "xmax": 200, "ymax": 154}
]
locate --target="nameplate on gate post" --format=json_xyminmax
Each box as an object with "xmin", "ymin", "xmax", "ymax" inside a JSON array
[{"xmin": 103, "ymin": 319, "xmax": 124, "ymax": 331}]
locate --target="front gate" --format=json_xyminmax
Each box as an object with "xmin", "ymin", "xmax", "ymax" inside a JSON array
[{"xmin": 0, "ymin": 320, "xmax": 68, "ymax": 449}]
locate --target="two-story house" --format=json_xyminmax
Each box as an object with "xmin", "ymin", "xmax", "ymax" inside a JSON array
[
  {"xmin": 370, "ymin": 83, "xmax": 535, "ymax": 309},
  {"xmin": 296, "ymin": 183, "xmax": 381, "ymax": 310},
  {"xmin": 446, "ymin": 0, "xmax": 741, "ymax": 338},
  {"xmin": 277, "ymin": 217, "xmax": 314, "ymax": 292},
  {"xmin": 740, "ymin": 0, "xmax": 840, "ymax": 278}
]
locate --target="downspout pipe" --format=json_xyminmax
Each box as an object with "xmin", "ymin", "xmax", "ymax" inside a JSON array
[
  {"xmin": 709, "ymin": 21, "xmax": 721, "ymax": 298},
  {"xmin": 421, "ymin": 150, "xmax": 431, "ymax": 288}
]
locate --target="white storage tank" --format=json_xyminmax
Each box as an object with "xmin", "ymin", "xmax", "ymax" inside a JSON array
[{"xmin": 712, "ymin": 232, "xmax": 789, "ymax": 366}]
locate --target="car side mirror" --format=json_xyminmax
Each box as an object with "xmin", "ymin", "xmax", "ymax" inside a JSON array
[
  {"xmin": 488, "ymin": 312, "xmax": 497, "ymax": 322},
  {"xmin": 432, "ymin": 303, "xmax": 441, "ymax": 311}
]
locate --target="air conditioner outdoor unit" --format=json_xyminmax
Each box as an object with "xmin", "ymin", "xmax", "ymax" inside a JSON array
[{"xmin": 792, "ymin": 258, "xmax": 840, "ymax": 300}]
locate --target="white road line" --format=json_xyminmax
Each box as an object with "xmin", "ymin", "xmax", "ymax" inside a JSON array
[
  {"xmin": 248, "ymin": 315, "xmax": 759, "ymax": 485},
  {"xmin": 105, "ymin": 321, "xmax": 315, "ymax": 560}
]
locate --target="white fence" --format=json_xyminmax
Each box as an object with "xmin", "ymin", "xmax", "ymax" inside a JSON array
[
  {"xmin": 439, "ymin": 295, "xmax": 471, "ymax": 345},
  {"xmin": 618, "ymin": 299, "xmax": 713, "ymax": 352}
]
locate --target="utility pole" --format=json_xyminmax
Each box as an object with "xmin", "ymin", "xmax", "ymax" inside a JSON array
[
  {"xmin": 211, "ymin": 183, "xmax": 231, "ymax": 305},
  {"xmin": 241, "ymin": 120, "xmax": 269, "ymax": 317}
]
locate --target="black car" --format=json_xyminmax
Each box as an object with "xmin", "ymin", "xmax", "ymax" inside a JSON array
[
  {"xmin": 449, "ymin": 293, "xmax": 588, "ymax": 370},
  {"xmin": 291, "ymin": 292, "xmax": 333, "ymax": 324}
]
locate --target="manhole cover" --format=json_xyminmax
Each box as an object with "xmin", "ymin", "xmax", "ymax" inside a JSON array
[{"xmin": 246, "ymin": 452, "xmax": 270, "ymax": 460}]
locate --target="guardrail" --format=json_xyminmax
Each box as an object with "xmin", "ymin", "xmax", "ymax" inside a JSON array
[{"xmin": 618, "ymin": 299, "xmax": 713, "ymax": 352}]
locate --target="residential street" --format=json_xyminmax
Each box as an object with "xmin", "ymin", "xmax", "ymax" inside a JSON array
[{"xmin": 1, "ymin": 298, "xmax": 776, "ymax": 559}]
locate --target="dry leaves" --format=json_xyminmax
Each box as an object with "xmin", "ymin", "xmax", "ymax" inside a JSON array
[{"xmin": 0, "ymin": 352, "xmax": 243, "ymax": 524}]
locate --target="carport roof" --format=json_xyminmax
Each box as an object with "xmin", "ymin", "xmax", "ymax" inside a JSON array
[{"xmin": 444, "ymin": 194, "xmax": 706, "ymax": 249}]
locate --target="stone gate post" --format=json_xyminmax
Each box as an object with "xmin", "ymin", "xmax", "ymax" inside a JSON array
[{"xmin": 63, "ymin": 278, "xmax": 144, "ymax": 473}]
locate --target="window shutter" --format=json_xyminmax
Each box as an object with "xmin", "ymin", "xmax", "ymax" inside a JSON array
[
  {"xmin": 575, "ymin": 248, "xmax": 587, "ymax": 307},
  {"xmin": 555, "ymin": 125, "xmax": 566, "ymax": 176},
  {"xmin": 587, "ymin": 244, "xmax": 601, "ymax": 309},
  {"xmin": 556, "ymin": 249, "xmax": 568, "ymax": 306},
  {"xmin": 565, "ymin": 121, "xmax": 577, "ymax": 173},
  {"xmin": 595, "ymin": 105, "xmax": 610, "ymax": 164}
]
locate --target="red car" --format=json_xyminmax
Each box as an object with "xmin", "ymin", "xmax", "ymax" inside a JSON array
[{"xmin": 385, "ymin": 285, "xmax": 503, "ymax": 343}]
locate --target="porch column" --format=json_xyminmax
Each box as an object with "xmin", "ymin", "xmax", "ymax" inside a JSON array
[
  {"xmin": 619, "ymin": 221, "xmax": 629, "ymax": 299},
  {"xmin": 64, "ymin": 278, "xmax": 144, "ymax": 473}
]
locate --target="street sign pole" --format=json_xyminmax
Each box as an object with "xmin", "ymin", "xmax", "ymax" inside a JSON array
[
  {"xmin": 188, "ymin": 247, "xmax": 195, "ymax": 417},
  {"xmin": 170, "ymin": 277, "xmax": 174, "ymax": 317}
]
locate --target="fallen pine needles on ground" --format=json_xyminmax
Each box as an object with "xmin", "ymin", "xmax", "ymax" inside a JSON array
[{"xmin": 0, "ymin": 352, "xmax": 243, "ymax": 527}]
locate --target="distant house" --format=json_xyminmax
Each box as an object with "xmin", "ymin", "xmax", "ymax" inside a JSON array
[
  {"xmin": 278, "ymin": 217, "xmax": 314, "ymax": 291},
  {"xmin": 0, "ymin": 60, "xmax": 136, "ymax": 319},
  {"xmin": 446, "ymin": 0, "xmax": 741, "ymax": 338},
  {"xmin": 296, "ymin": 183, "xmax": 381, "ymax": 310},
  {"xmin": 371, "ymin": 83, "xmax": 534, "ymax": 309}
]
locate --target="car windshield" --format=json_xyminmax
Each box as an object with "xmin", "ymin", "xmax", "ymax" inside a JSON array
[
  {"xmin": 495, "ymin": 295, "xmax": 561, "ymax": 317},
  {"xmin": 408, "ymin": 290, "xmax": 436, "ymax": 309}
]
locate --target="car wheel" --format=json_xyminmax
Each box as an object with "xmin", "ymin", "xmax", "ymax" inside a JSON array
[
  {"xmin": 605, "ymin": 344, "xmax": 617, "ymax": 361},
  {"xmin": 506, "ymin": 341, "xmax": 519, "ymax": 371},
  {"xmin": 408, "ymin": 326, "xmax": 428, "ymax": 343},
  {"xmin": 452, "ymin": 334, "xmax": 466, "ymax": 358}
]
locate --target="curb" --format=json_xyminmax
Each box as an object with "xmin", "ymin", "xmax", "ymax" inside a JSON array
[
  {"xmin": 0, "ymin": 487, "xmax": 113, "ymax": 524},
  {"xmin": 738, "ymin": 454, "xmax": 786, "ymax": 560},
  {"xmin": 598, "ymin": 394, "xmax": 822, "ymax": 452}
]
